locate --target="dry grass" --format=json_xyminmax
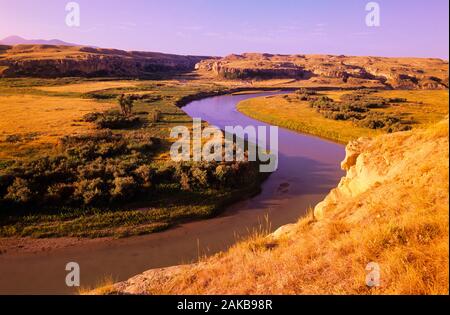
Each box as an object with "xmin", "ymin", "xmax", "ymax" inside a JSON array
[
  {"xmin": 237, "ymin": 90, "xmax": 449, "ymax": 144},
  {"xmin": 237, "ymin": 93, "xmax": 382, "ymax": 143},
  {"xmin": 116, "ymin": 119, "xmax": 449, "ymax": 295},
  {"xmin": 35, "ymin": 81, "xmax": 140, "ymax": 93},
  {"xmin": 0, "ymin": 94, "xmax": 114, "ymax": 159},
  {"xmin": 372, "ymin": 90, "xmax": 449, "ymax": 127},
  {"xmin": 79, "ymin": 275, "xmax": 117, "ymax": 295}
]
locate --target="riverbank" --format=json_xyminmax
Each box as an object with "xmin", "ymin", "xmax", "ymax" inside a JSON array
[
  {"xmin": 0, "ymin": 91, "xmax": 345, "ymax": 294},
  {"xmin": 108, "ymin": 117, "xmax": 449, "ymax": 295},
  {"xmin": 0, "ymin": 79, "xmax": 274, "ymax": 239},
  {"xmin": 237, "ymin": 90, "xmax": 449, "ymax": 144}
]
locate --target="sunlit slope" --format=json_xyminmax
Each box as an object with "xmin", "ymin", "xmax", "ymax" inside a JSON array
[{"xmin": 109, "ymin": 118, "xmax": 449, "ymax": 295}]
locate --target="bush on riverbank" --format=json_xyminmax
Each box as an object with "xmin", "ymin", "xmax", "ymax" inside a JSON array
[
  {"xmin": 0, "ymin": 128, "xmax": 264, "ymax": 212},
  {"xmin": 83, "ymin": 110, "xmax": 141, "ymax": 129},
  {"xmin": 308, "ymin": 91, "xmax": 413, "ymax": 132}
]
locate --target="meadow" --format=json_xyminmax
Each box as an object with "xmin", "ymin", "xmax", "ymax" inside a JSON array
[
  {"xmin": 0, "ymin": 78, "xmax": 266, "ymax": 238},
  {"xmin": 1, "ymin": 78, "xmax": 448, "ymax": 246},
  {"xmin": 237, "ymin": 89, "xmax": 449, "ymax": 144}
]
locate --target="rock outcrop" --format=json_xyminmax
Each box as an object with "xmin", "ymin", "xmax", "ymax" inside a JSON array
[
  {"xmin": 314, "ymin": 119, "xmax": 449, "ymax": 220},
  {"xmin": 0, "ymin": 45, "xmax": 210, "ymax": 77},
  {"xmin": 196, "ymin": 53, "xmax": 449, "ymax": 89}
]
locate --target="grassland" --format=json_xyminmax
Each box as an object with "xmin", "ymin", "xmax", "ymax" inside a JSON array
[
  {"xmin": 0, "ymin": 78, "xmax": 266, "ymax": 238},
  {"xmin": 108, "ymin": 118, "xmax": 449, "ymax": 295},
  {"xmin": 0, "ymin": 94, "xmax": 114, "ymax": 160},
  {"xmin": 237, "ymin": 90, "xmax": 449, "ymax": 143},
  {"xmin": 35, "ymin": 81, "xmax": 140, "ymax": 93}
]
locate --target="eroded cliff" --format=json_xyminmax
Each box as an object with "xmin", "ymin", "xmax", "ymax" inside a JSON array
[
  {"xmin": 0, "ymin": 45, "xmax": 209, "ymax": 77},
  {"xmin": 196, "ymin": 53, "xmax": 449, "ymax": 89}
]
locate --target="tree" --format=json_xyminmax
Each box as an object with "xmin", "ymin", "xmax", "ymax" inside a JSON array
[{"xmin": 117, "ymin": 94, "xmax": 136, "ymax": 116}]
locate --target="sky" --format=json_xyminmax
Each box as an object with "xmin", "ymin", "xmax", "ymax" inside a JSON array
[{"xmin": 0, "ymin": 0, "xmax": 448, "ymax": 58}]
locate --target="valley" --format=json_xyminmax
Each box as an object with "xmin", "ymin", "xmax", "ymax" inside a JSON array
[{"xmin": 0, "ymin": 43, "xmax": 448, "ymax": 295}]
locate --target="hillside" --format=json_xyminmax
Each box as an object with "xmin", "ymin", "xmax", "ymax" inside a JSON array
[
  {"xmin": 105, "ymin": 118, "xmax": 449, "ymax": 295},
  {"xmin": 196, "ymin": 53, "xmax": 449, "ymax": 90},
  {"xmin": 0, "ymin": 45, "xmax": 209, "ymax": 77}
]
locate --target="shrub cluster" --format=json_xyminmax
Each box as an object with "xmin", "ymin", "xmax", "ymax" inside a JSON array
[
  {"xmin": 0, "ymin": 131, "xmax": 160, "ymax": 210},
  {"xmin": 173, "ymin": 160, "xmax": 259, "ymax": 192},
  {"xmin": 295, "ymin": 88, "xmax": 318, "ymax": 101},
  {"xmin": 0, "ymin": 130, "xmax": 261, "ymax": 212},
  {"xmin": 83, "ymin": 110, "xmax": 140, "ymax": 129},
  {"xmin": 308, "ymin": 91, "xmax": 413, "ymax": 132}
]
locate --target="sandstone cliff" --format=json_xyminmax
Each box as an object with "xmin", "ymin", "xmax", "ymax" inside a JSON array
[
  {"xmin": 196, "ymin": 53, "xmax": 449, "ymax": 89},
  {"xmin": 0, "ymin": 45, "xmax": 209, "ymax": 77},
  {"xmin": 103, "ymin": 118, "xmax": 449, "ymax": 295}
]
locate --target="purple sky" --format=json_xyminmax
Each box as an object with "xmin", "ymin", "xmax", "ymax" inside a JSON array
[{"xmin": 0, "ymin": 0, "xmax": 448, "ymax": 58}]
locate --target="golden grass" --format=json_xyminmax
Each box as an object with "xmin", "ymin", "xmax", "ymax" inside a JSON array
[
  {"xmin": 372, "ymin": 90, "xmax": 449, "ymax": 127},
  {"xmin": 237, "ymin": 90, "xmax": 449, "ymax": 144},
  {"xmin": 122, "ymin": 119, "xmax": 449, "ymax": 295},
  {"xmin": 79, "ymin": 275, "xmax": 117, "ymax": 295},
  {"xmin": 0, "ymin": 94, "xmax": 114, "ymax": 159},
  {"xmin": 35, "ymin": 81, "xmax": 140, "ymax": 93},
  {"xmin": 237, "ymin": 94, "xmax": 381, "ymax": 143}
]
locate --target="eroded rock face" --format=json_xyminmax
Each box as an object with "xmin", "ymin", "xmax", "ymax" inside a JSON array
[
  {"xmin": 0, "ymin": 45, "xmax": 209, "ymax": 77},
  {"xmin": 314, "ymin": 121, "xmax": 449, "ymax": 220},
  {"xmin": 196, "ymin": 53, "xmax": 449, "ymax": 89}
]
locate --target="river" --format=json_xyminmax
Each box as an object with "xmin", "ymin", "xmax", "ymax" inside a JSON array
[{"xmin": 0, "ymin": 92, "xmax": 345, "ymax": 294}]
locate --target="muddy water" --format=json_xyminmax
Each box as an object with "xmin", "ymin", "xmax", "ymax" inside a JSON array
[{"xmin": 0, "ymin": 92, "xmax": 345, "ymax": 294}]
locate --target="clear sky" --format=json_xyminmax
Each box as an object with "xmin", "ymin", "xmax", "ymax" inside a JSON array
[{"xmin": 0, "ymin": 0, "xmax": 448, "ymax": 58}]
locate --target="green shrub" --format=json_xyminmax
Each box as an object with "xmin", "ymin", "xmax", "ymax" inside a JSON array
[
  {"xmin": 295, "ymin": 88, "xmax": 317, "ymax": 101},
  {"xmin": 95, "ymin": 111, "xmax": 140, "ymax": 129},
  {"xmin": 82, "ymin": 111, "xmax": 141, "ymax": 130},
  {"xmin": 5, "ymin": 178, "xmax": 33, "ymax": 204},
  {"xmin": 111, "ymin": 177, "xmax": 137, "ymax": 201},
  {"xmin": 45, "ymin": 183, "xmax": 74, "ymax": 204},
  {"xmin": 74, "ymin": 178, "xmax": 107, "ymax": 206},
  {"xmin": 309, "ymin": 91, "xmax": 412, "ymax": 132},
  {"xmin": 134, "ymin": 165, "xmax": 153, "ymax": 189}
]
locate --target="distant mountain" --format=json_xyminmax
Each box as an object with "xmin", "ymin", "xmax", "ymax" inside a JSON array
[{"xmin": 0, "ymin": 35, "xmax": 79, "ymax": 46}]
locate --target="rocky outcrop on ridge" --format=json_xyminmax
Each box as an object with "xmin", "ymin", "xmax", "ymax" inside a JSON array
[
  {"xmin": 196, "ymin": 53, "xmax": 449, "ymax": 89},
  {"xmin": 0, "ymin": 45, "xmax": 209, "ymax": 77}
]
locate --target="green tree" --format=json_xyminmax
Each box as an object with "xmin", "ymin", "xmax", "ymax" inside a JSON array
[{"xmin": 117, "ymin": 94, "xmax": 137, "ymax": 116}]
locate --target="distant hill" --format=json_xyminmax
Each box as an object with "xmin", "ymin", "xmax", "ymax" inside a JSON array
[
  {"xmin": 196, "ymin": 53, "xmax": 449, "ymax": 90},
  {"xmin": 0, "ymin": 44, "xmax": 210, "ymax": 78},
  {"xmin": 0, "ymin": 35, "xmax": 80, "ymax": 46}
]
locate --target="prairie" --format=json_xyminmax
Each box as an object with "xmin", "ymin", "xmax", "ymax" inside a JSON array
[
  {"xmin": 0, "ymin": 78, "xmax": 266, "ymax": 238},
  {"xmin": 35, "ymin": 81, "xmax": 140, "ymax": 93},
  {"xmin": 237, "ymin": 90, "xmax": 449, "ymax": 143},
  {"xmin": 0, "ymin": 94, "xmax": 114, "ymax": 160}
]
